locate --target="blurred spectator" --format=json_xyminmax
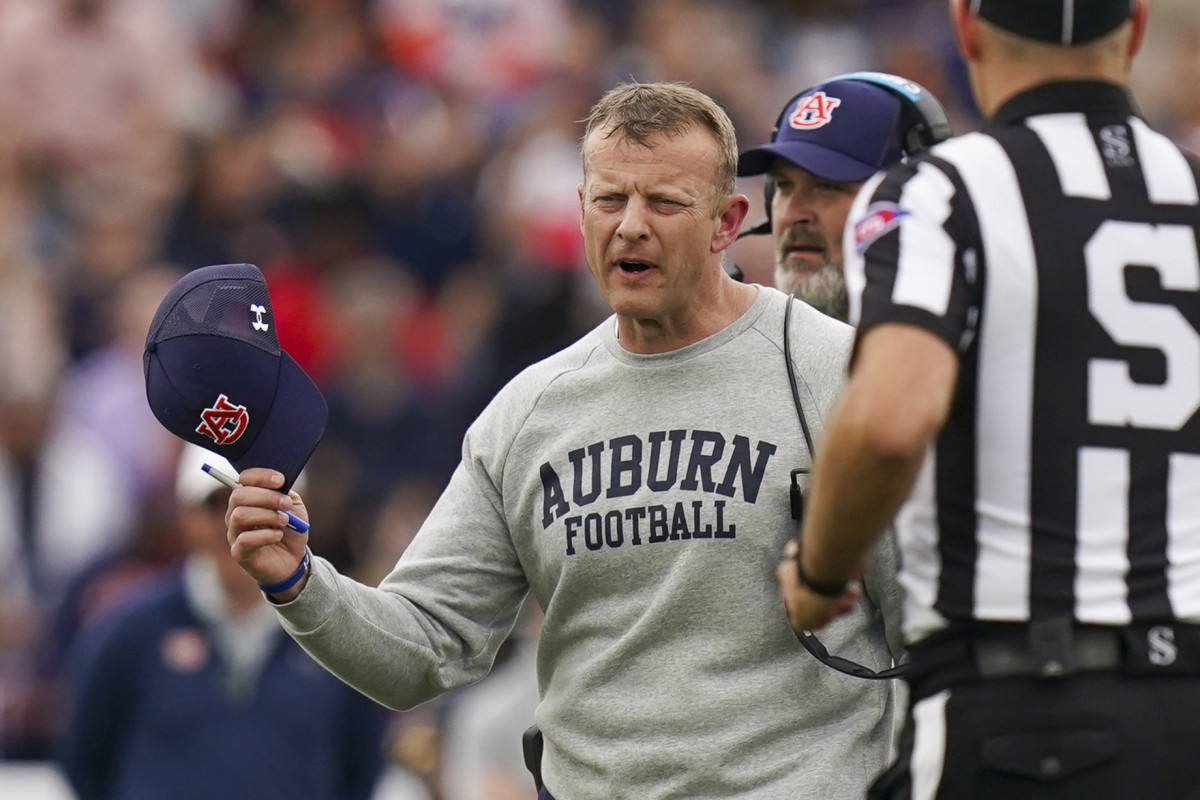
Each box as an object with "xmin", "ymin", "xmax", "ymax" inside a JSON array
[
  {"xmin": 475, "ymin": 85, "xmax": 588, "ymax": 276},
  {"xmin": 58, "ymin": 444, "xmax": 391, "ymax": 800},
  {"xmin": 1130, "ymin": 0, "xmax": 1200, "ymax": 156},
  {"xmin": 0, "ymin": 0, "xmax": 200, "ymax": 230},
  {"xmin": 362, "ymin": 83, "xmax": 485, "ymax": 293},
  {"xmin": 353, "ymin": 478, "xmax": 453, "ymax": 800},
  {"xmin": 440, "ymin": 599, "xmax": 541, "ymax": 800},
  {"xmin": 372, "ymin": 0, "xmax": 574, "ymax": 102},
  {"xmin": 0, "ymin": 266, "xmax": 183, "ymax": 761},
  {"xmin": 242, "ymin": 1, "xmax": 382, "ymax": 195},
  {"xmin": 37, "ymin": 265, "xmax": 184, "ymax": 599},
  {"xmin": 261, "ymin": 184, "xmax": 379, "ymax": 377},
  {"xmin": 161, "ymin": 120, "xmax": 292, "ymax": 272},
  {"xmin": 611, "ymin": 0, "xmax": 777, "ymax": 131},
  {"xmin": 26, "ymin": 488, "xmax": 185, "ymax": 764},
  {"xmin": 454, "ymin": 82, "xmax": 608, "ymax": 432},
  {"xmin": 0, "ymin": 136, "xmax": 47, "ymax": 279},
  {"xmin": 46, "ymin": 489, "xmax": 183, "ymax": 685},
  {"xmin": 764, "ymin": 7, "xmax": 877, "ymax": 101},
  {"xmin": 58, "ymin": 214, "xmax": 168, "ymax": 359},
  {"xmin": 0, "ymin": 271, "xmax": 68, "ymax": 758},
  {"xmin": 303, "ymin": 257, "xmax": 461, "ymax": 570}
]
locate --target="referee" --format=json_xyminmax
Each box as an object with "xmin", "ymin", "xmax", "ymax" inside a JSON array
[{"xmin": 778, "ymin": 0, "xmax": 1200, "ymax": 798}]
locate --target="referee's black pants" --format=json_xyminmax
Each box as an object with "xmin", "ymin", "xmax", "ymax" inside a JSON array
[{"xmin": 871, "ymin": 624, "xmax": 1200, "ymax": 800}]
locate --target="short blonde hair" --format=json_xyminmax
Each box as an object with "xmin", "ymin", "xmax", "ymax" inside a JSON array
[{"xmin": 581, "ymin": 82, "xmax": 738, "ymax": 209}]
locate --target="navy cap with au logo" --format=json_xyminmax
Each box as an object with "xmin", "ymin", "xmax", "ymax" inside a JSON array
[
  {"xmin": 738, "ymin": 77, "xmax": 915, "ymax": 183},
  {"xmin": 143, "ymin": 263, "xmax": 327, "ymax": 493}
]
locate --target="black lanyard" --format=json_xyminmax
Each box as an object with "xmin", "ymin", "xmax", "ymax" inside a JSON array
[{"xmin": 784, "ymin": 294, "xmax": 906, "ymax": 681}]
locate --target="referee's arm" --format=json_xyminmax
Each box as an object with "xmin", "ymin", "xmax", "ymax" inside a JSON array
[{"xmin": 779, "ymin": 322, "xmax": 957, "ymax": 633}]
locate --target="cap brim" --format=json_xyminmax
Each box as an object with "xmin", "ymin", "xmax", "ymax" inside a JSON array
[
  {"xmin": 230, "ymin": 351, "xmax": 327, "ymax": 494},
  {"xmin": 737, "ymin": 142, "xmax": 882, "ymax": 182}
]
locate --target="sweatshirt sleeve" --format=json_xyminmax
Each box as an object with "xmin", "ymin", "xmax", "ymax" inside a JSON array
[{"xmin": 273, "ymin": 394, "xmax": 532, "ymax": 711}]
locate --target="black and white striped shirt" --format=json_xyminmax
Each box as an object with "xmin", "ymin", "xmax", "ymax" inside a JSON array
[{"xmin": 844, "ymin": 81, "xmax": 1200, "ymax": 643}]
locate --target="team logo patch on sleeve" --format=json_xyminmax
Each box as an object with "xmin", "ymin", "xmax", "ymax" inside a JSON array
[
  {"xmin": 196, "ymin": 393, "xmax": 250, "ymax": 445},
  {"xmin": 854, "ymin": 202, "xmax": 909, "ymax": 254}
]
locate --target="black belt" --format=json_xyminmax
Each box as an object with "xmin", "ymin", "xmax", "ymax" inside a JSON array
[{"xmin": 906, "ymin": 618, "xmax": 1200, "ymax": 696}]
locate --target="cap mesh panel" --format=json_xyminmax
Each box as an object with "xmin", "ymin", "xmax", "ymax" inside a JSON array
[{"xmin": 153, "ymin": 276, "xmax": 280, "ymax": 355}]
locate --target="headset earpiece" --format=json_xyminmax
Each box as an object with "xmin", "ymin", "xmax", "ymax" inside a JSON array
[{"xmin": 896, "ymin": 82, "xmax": 955, "ymax": 154}]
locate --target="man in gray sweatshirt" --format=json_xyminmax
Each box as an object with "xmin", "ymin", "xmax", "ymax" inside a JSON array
[{"xmin": 226, "ymin": 81, "xmax": 903, "ymax": 799}]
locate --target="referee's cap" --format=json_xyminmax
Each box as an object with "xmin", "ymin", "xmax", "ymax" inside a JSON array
[
  {"xmin": 970, "ymin": 0, "xmax": 1136, "ymax": 45},
  {"xmin": 738, "ymin": 77, "xmax": 915, "ymax": 183},
  {"xmin": 143, "ymin": 263, "xmax": 327, "ymax": 494}
]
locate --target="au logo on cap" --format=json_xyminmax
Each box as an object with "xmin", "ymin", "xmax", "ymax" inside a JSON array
[
  {"xmin": 196, "ymin": 393, "xmax": 250, "ymax": 446},
  {"xmin": 789, "ymin": 91, "xmax": 841, "ymax": 131}
]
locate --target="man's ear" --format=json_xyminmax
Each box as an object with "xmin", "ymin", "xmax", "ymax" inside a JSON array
[
  {"xmin": 950, "ymin": 0, "xmax": 981, "ymax": 61},
  {"xmin": 713, "ymin": 194, "xmax": 750, "ymax": 253},
  {"xmin": 1128, "ymin": 0, "xmax": 1148, "ymax": 61}
]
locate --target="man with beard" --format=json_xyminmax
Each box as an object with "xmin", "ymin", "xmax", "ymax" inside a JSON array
[{"xmin": 737, "ymin": 73, "xmax": 952, "ymax": 320}]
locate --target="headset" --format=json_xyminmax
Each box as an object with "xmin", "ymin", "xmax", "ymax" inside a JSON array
[
  {"xmin": 737, "ymin": 71, "xmax": 954, "ymax": 239},
  {"xmin": 783, "ymin": 297, "xmax": 907, "ymax": 681}
]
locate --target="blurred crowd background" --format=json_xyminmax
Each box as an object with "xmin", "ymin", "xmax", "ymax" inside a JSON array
[{"xmin": 0, "ymin": 0, "xmax": 1198, "ymax": 797}]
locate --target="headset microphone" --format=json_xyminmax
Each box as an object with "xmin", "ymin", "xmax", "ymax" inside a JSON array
[{"xmin": 735, "ymin": 220, "xmax": 772, "ymax": 240}]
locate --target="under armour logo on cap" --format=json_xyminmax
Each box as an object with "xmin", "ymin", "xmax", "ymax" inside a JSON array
[
  {"xmin": 143, "ymin": 263, "xmax": 327, "ymax": 493},
  {"xmin": 250, "ymin": 304, "xmax": 270, "ymax": 332},
  {"xmin": 970, "ymin": 0, "xmax": 1135, "ymax": 45}
]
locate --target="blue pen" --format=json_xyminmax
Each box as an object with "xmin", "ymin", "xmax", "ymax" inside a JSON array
[{"xmin": 201, "ymin": 463, "xmax": 310, "ymax": 534}]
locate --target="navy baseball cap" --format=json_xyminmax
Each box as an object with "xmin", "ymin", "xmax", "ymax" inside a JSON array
[
  {"xmin": 143, "ymin": 263, "xmax": 327, "ymax": 493},
  {"xmin": 971, "ymin": 0, "xmax": 1135, "ymax": 45},
  {"xmin": 738, "ymin": 77, "xmax": 911, "ymax": 183}
]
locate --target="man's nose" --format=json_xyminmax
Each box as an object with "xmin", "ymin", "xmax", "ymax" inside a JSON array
[
  {"xmin": 616, "ymin": 199, "xmax": 651, "ymax": 241},
  {"xmin": 779, "ymin": 189, "xmax": 816, "ymax": 225}
]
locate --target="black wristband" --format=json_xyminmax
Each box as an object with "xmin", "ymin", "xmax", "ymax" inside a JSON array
[{"xmin": 795, "ymin": 558, "xmax": 848, "ymax": 599}]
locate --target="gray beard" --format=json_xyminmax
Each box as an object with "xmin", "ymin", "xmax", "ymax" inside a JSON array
[{"xmin": 775, "ymin": 261, "xmax": 849, "ymax": 323}]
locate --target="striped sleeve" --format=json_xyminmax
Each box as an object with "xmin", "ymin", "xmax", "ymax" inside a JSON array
[{"xmin": 844, "ymin": 137, "xmax": 987, "ymax": 357}]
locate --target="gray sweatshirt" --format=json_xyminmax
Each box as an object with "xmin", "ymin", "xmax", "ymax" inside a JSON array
[{"xmin": 275, "ymin": 285, "xmax": 905, "ymax": 799}]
